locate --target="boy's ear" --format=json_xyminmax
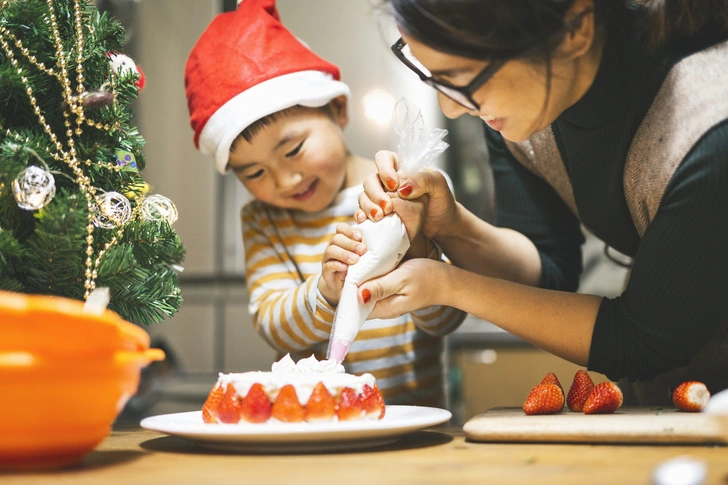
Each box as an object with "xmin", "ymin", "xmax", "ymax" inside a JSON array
[{"xmin": 329, "ymin": 95, "xmax": 349, "ymax": 129}]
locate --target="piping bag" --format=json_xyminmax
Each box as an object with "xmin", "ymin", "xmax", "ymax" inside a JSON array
[{"xmin": 327, "ymin": 98, "xmax": 449, "ymax": 363}]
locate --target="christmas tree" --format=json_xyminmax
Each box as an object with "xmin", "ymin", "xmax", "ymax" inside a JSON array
[{"xmin": 0, "ymin": 0, "xmax": 184, "ymax": 325}]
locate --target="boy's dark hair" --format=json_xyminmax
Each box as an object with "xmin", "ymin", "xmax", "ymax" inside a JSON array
[{"xmin": 230, "ymin": 103, "xmax": 337, "ymax": 153}]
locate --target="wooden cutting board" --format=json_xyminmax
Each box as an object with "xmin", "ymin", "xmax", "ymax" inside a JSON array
[{"xmin": 463, "ymin": 407, "xmax": 726, "ymax": 444}]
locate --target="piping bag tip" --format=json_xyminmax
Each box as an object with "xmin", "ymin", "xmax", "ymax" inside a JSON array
[{"xmin": 327, "ymin": 336, "xmax": 352, "ymax": 364}]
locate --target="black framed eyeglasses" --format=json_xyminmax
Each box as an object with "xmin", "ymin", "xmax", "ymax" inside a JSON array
[{"xmin": 391, "ymin": 37, "xmax": 505, "ymax": 111}]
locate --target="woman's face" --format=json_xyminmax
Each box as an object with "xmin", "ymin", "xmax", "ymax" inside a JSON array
[{"xmin": 401, "ymin": 23, "xmax": 598, "ymax": 142}]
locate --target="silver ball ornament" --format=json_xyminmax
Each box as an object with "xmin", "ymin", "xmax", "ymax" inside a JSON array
[
  {"xmin": 12, "ymin": 166, "xmax": 56, "ymax": 210},
  {"xmin": 93, "ymin": 191, "xmax": 132, "ymax": 229},
  {"xmin": 140, "ymin": 194, "xmax": 178, "ymax": 224}
]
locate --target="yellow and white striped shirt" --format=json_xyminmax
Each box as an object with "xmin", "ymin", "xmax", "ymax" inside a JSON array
[{"xmin": 242, "ymin": 184, "xmax": 466, "ymax": 406}]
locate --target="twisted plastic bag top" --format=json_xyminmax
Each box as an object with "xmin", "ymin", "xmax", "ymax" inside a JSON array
[{"xmin": 392, "ymin": 98, "xmax": 449, "ymax": 176}]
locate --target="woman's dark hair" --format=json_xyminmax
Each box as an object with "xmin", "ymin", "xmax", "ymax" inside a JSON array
[{"xmin": 385, "ymin": 0, "xmax": 728, "ymax": 62}]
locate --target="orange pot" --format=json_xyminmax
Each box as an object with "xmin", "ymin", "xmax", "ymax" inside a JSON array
[
  {"xmin": 0, "ymin": 349, "xmax": 164, "ymax": 469},
  {"xmin": 0, "ymin": 291, "xmax": 165, "ymax": 470}
]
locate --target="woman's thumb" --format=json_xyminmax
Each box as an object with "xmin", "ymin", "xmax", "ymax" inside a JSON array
[{"xmin": 358, "ymin": 273, "xmax": 395, "ymax": 305}]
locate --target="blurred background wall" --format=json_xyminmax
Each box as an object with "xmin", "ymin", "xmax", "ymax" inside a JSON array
[{"xmin": 99, "ymin": 0, "xmax": 629, "ymax": 424}]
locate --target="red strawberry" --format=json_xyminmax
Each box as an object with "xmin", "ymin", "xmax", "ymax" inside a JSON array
[
  {"xmin": 567, "ymin": 370, "xmax": 595, "ymax": 412},
  {"xmin": 361, "ymin": 384, "xmax": 385, "ymax": 419},
  {"xmin": 305, "ymin": 382, "xmax": 336, "ymax": 422},
  {"xmin": 337, "ymin": 387, "xmax": 364, "ymax": 421},
  {"xmin": 672, "ymin": 381, "xmax": 710, "ymax": 412},
  {"xmin": 271, "ymin": 384, "xmax": 305, "ymax": 423},
  {"xmin": 583, "ymin": 382, "xmax": 623, "ymax": 414},
  {"xmin": 523, "ymin": 383, "xmax": 564, "ymax": 415},
  {"xmin": 217, "ymin": 383, "xmax": 243, "ymax": 424},
  {"xmin": 202, "ymin": 384, "xmax": 225, "ymax": 424},
  {"xmin": 541, "ymin": 372, "xmax": 564, "ymax": 394},
  {"xmin": 241, "ymin": 383, "xmax": 272, "ymax": 423}
]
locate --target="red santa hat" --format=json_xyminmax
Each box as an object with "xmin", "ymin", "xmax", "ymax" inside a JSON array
[{"xmin": 185, "ymin": 0, "xmax": 350, "ymax": 174}]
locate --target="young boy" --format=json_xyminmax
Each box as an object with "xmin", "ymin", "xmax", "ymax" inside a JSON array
[{"xmin": 184, "ymin": 0, "xmax": 465, "ymax": 405}]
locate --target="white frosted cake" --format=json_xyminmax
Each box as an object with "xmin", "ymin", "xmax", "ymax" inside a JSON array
[{"xmin": 202, "ymin": 354, "xmax": 385, "ymax": 424}]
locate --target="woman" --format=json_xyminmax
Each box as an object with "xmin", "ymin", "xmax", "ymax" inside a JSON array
[{"xmin": 355, "ymin": 0, "xmax": 728, "ymax": 404}]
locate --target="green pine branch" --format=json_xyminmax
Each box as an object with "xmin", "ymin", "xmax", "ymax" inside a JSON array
[{"xmin": 0, "ymin": 0, "xmax": 185, "ymax": 323}]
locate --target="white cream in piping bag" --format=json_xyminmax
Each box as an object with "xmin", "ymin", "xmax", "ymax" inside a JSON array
[{"xmin": 326, "ymin": 214, "xmax": 410, "ymax": 363}]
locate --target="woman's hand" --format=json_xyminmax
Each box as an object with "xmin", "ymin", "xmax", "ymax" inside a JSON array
[
  {"xmin": 354, "ymin": 150, "xmax": 458, "ymax": 240},
  {"xmin": 357, "ymin": 258, "xmax": 450, "ymax": 320},
  {"xmin": 319, "ymin": 223, "xmax": 366, "ymax": 306}
]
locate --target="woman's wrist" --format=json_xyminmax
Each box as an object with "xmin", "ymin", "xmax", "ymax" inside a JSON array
[{"xmin": 434, "ymin": 202, "xmax": 472, "ymax": 242}]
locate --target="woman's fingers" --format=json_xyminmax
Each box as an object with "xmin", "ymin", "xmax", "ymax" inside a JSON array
[
  {"xmin": 359, "ymin": 181, "xmax": 390, "ymax": 222},
  {"xmin": 374, "ymin": 150, "xmax": 400, "ymax": 191}
]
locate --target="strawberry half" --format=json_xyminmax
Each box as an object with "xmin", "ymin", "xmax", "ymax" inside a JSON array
[
  {"xmin": 202, "ymin": 384, "xmax": 225, "ymax": 424},
  {"xmin": 583, "ymin": 382, "xmax": 623, "ymax": 414},
  {"xmin": 567, "ymin": 370, "xmax": 595, "ymax": 412},
  {"xmin": 305, "ymin": 382, "xmax": 336, "ymax": 422},
  {"xmin": 540, "ymin": 372, "xmax": 564, "ymax": 394},
  {"xmin": 271, "ymin": 384, "xmax": 305, "ymax": 423},
  {"xmin": 672, "ymin": 381, "xmax": 710, "ymax": 412},
  {"xmin": 241, "ymin": 383, "xmax": 272, "ymax": 423},
  {"xmin": 217, "ymin": 383, "xmax": 243, "ymax": 424},
  {"xmin": 337, "ymin": 387, "xmax": 363, "ymax": 421},
  {"xmin": 523, "ymin": 383, "xmax": 564, "ymax": 415},
  {"xmin": 361, "ymin": 384, "xmax": 385, "ymax": 419}
]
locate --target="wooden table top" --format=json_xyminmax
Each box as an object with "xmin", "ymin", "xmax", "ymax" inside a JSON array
[{"xmin": 3, "ymin": 426, "xmax": 728, "ymax": 485}]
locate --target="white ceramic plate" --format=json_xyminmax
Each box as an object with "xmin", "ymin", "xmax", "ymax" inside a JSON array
[{"xmin": 140, "ymin": 405, "xmax": 451, "ymax": 453}]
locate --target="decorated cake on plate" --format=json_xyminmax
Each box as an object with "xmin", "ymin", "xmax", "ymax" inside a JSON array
[{"xmin": 202, "ymin": 354, "xmax": 385, "ymax": 424}]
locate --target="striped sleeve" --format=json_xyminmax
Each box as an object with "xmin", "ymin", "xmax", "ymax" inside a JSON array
[
  {"xmin": 242, "ymin": 204, "xmax": 333, "ymax": 353},
  {"xmin": 410, "ymin": 238, "xmax": 467, "ymax": 335}
]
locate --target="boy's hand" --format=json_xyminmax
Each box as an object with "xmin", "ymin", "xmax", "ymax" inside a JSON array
[{"xmin": 318, "ymin": 223, "xmax": 367, "ymax": 306}]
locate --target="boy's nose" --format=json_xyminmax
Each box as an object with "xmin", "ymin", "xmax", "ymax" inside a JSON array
[{"xmin": 275, "ymin": 169, "xmax": 303, "ymax": 192}]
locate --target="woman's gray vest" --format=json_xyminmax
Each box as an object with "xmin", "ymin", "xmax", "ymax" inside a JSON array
[{"xmin": 503, "ymin": 40, "xmax": 728, "ymax": 405}]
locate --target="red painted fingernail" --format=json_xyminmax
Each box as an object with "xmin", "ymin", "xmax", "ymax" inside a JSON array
[
  {"xmin": 386, "ymin": 179, "xmax": 397, "ymax": 191},
  {"xmin": 378, "ymin": 200, "xmax": 387, "ymax": 210},
  {"xmin": 361, "ymin": 289, "xmax": 371, "ymax": 304},
  {"xmin": 370, "ymin": 208, "xmax": 378, "ymax": 218},
  {"xmin": 399, "ymin": 184, "xmax": 413, "ymax": 197}
]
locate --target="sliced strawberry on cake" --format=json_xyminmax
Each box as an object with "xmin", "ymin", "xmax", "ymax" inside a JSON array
[
  {"xmin": 361, "ymin": 384, "xmax": 385, "ymax": 419},
  {"xmin": 217, "ymin": 383, "xmax": 243, "ymax": 424},
  {"xmin": 241, "ymin": 383, "xmax": 272, "ymax": 423},
  {"xmin": 337, "ymin": 387, "xmax": 364, "ymax": 421},
  {"xmin": 271, "ymin": 384, "xmax": 305, "ymax": 423},
  {"xmin": 305, "ymin": 382, "xmax": 336, "ymax": 422},
  {"xmin": 202, "ymin": 384, "xmax": 225, "ymax": 424}
]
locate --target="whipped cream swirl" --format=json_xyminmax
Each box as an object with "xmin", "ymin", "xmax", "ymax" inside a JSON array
[{"xmin": 271, "ymin": 353, "xmax": 345, "ymax": 374}]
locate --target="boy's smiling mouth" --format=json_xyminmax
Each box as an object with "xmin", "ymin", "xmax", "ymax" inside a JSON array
[{"xmin": 290, "ymin": 179, "xmax": 319, "ymax": 201}]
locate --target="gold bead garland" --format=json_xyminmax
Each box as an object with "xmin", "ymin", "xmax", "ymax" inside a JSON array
[{"xmin": 0, "ymin": 0, "xmax": 130, "ymax": 298}]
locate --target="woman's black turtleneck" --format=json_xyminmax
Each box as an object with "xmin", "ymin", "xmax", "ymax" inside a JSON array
[{"xmin": 484, "ymin": 15, "xmax": 728, "ymax": 381}]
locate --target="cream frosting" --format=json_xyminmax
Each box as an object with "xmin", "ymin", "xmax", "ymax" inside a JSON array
[{"xmin": 216, "ymin": 354, "xmax": 375, "ymax": 405}]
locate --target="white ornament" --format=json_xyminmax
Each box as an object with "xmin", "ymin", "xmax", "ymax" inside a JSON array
[
  {"xmin": 12, "ymin": 166, "xmax": 56, "ymax": 210},
  {"xmin": 108, "ymin": 53, "xmax": 137, "ymax": 77},
  {"xmin": 93, "ymin": 191, "xmax": 132, "ymax": 229},
  {"xmin": 140, "ymin": 194, "xmax": 178, "ymax": 224}
]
